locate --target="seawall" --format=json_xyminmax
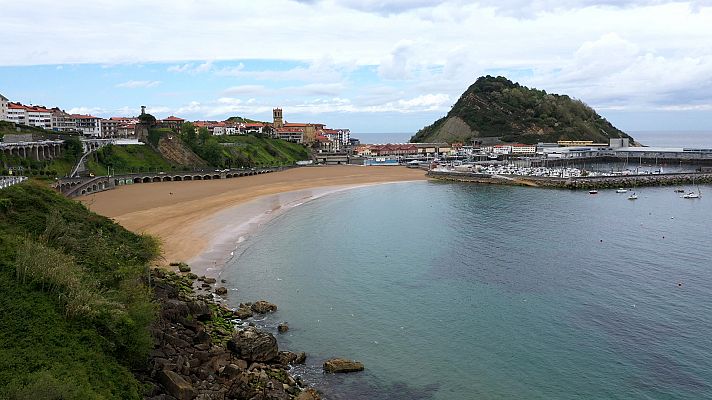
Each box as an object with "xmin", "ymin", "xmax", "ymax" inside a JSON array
[{"xmin": 427, "ymin": 170, "xmax": 712, "ymax": 189}]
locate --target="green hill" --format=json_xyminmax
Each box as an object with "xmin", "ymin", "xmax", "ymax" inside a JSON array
[
  {"xmin": 0, "ymin": 182, "xmax": 159, "ymax": 399},
  {"xmin": 411, "ymin": 76, "xmax": 632, "ymax": 145},
  {"xmin": 215, "ymin": 135, "xmax": 311, "ymax": 167}
]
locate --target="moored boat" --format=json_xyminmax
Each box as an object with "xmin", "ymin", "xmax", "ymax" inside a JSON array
[
  {"xmin": 589, "ymin": 190, "xmax": 598, "ymax": 194},
  {"xmin": 616, "ymin": 188, "xmax": 628, "ymax": 193}
]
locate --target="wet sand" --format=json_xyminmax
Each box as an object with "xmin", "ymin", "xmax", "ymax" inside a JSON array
[{"xmin": 80, "ymin": 166, "xmax": 427, "ymax": 271}]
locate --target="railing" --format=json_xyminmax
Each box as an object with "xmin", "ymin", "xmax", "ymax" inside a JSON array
[{"xmin": 0, "ymin": 176, "xmax": 28, "ymax": 189}]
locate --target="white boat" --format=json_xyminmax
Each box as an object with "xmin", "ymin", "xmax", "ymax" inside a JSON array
[
  {"xmin": 589, "ymin": 190, "xmax": 598, "ymax": 194},
  {"xmin": 683, "ymin": 192, "xmax": 700, "ymax": 199},
  {"xmin": 628, "ymin": 193, "xmax": 638, "ymax": 200},
  {"xmin": 616, "ymin": 188, "xmax": 628, "ymax": 193}
]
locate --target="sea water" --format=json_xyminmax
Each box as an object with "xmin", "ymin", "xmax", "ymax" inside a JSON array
[{"xmin": 221, "ymin": 182, "xmax": 712, "ymax": 399}]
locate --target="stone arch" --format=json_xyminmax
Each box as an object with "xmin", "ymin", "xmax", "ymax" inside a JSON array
[
  {"xmin": 81, "ymin": 189, "xmax": 86, "ymax": 195},
  {"xmin": 183, "ymin": 176, "xmax": 191, "ymax": 181},
  {"xmin": 194, "ymin": 175, "xmax": 202, "ymax": 180},
  {"xmin": 213, "ymin": 174, "xmax": 220, "ymax": 179},
  {"xmin": 203, "ymin": 175, "xmax": 211, "ymax": 180},
  {"xmin": 142, "ymin": 177, "xmax": 151, "ymax": 183},
  {"xmin": 226, "ymin": 174, "xmax": 233, "ymax": 178},
  {"xmin": 91, "ymin": 184, "xmax": 97, "ymax": 191},
  {"xmin": 162, "ymin": 176, "xmax": 172, "ymax": 182},
  {"xmin": 134, "ymin": 177, "xmax": 142, "ymax": 183},
  {"xmin": 152, "ymin": 176, "xmax": 161, "ymax": 182}
]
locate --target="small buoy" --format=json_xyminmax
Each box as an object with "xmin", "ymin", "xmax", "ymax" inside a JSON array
[
  {"xmin": 678, "ymin": 282, "xmax": 682, "ymax": 287},
  {"xmin": 662, "ymin": 236, "xmax": 665, "ymax": 239},
  {"xmin": 600, "ymin": 239, "xmax": 603, "ymax": 242}
]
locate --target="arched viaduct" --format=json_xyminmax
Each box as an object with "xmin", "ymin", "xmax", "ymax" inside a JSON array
[{"xmin": 56, "ymin": 168, "xmax": 281, "ymax": 197}]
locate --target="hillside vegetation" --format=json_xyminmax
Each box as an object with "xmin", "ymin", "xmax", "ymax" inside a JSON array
[
  {"xmin": 412, "ymin": 75, "xmax": 632, "ymax": 144},
  {"xmin": 88, "ymin": 143, "xmax": 176, "ymax": 175},
  {"xmin": 0, "ymin": 182, "xmax": 159, "ymax": 399},
  {"xmin": 214, "ymin": 135, "xmax": 311, "ymax": 167}
]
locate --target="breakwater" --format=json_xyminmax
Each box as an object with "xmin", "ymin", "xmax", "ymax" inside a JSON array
[{"xmin": 427, "ymin": 170, "xmax": 712, "ymax": 189}]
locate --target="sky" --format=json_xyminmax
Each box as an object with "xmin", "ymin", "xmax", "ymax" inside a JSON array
[{"xmin": 1, "ymin": 0, "xmax": 711, "ymax": 138}]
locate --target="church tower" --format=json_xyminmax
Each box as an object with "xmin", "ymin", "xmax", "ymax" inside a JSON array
[{"xmin": 273, "ymin": 108, "xmax": 283, "ymax": 129}]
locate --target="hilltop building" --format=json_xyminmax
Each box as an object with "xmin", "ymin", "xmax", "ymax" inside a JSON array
[
  {"xmin": 272, "ymin": 108, "xmax": 350, "ymax": 148},
  {"xmin": 0, "ymin": 93, "xmax": 7, "ymax": 122}
]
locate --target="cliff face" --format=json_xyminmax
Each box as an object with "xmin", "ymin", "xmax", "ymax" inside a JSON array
[
  {"xmin": 158, "ymin": 136, "xmax": 208, "ymax": 167},
  {"xmin": 411, "ymin": 76, "xmax": 632, "ymax": 144}
]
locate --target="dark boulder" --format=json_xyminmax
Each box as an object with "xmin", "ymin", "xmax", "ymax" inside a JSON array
[
  {"xmin": 227, "ymin": 327, "xmax": 279, "ymax": 362},
  {"xmin": 251, "ymin": 300, "xmax": 278, "ymax": 314}
]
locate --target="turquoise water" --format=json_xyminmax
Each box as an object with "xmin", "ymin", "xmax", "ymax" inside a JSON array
[{"xmin": 222, "ymin": 182, "xmax": 712, "ymax": 399}]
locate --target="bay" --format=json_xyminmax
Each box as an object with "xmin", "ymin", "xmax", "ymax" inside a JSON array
[{"xmin": 222, "ymin": 181, "xmax": 712, "ymax": 399}]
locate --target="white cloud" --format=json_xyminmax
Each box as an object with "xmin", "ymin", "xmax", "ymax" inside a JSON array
[
  {"xmin": 115, "ymin": 80, "xmax": 161, "ymax": 89},
  {"xmin": 2, "ymin": 0, "xmax": 712, "ymax": 124}
]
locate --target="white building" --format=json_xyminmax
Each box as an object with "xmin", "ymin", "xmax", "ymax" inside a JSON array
[
  {"xmin": 72, "ymin": 114, "xmax": 102, "ymax": 137},
  {"xmin": 25, "ymin": 106, "xmax": 52, "ymax": 129},
  {"xmin": 0, "ymin": 94, "xmax": 7, "ymax": 122},
  {"xmin": 511, "ymin": 144, "xmax": 537, "ymax": 155},
  {"xmin": 6, "ymin": 103, "xmax": 27, "ymax": 125}
]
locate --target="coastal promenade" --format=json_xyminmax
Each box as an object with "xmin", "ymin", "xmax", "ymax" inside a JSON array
[{"xmin": 427, "ymin": 170, "xmax": 712, "ymax": 189}]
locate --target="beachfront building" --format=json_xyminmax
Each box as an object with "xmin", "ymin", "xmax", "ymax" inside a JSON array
[
  {"xmin": 50, "ymin": 108, "xmax": 77, "ymax": 132},
  {"xmin": 414, "ymin": 143, "xmax": 451, "ymax": 158},
  {"xmin": 73, "ymin": 114, "xmax": 102, "ymax": 137},
  {"xmin": 25, "ymin": 106, "xmax": 52, "ymax": 129},
  {"xmin": 511, "ymin": 144, "xmax": 537, "ymax": 155},
  {"xmin": 0, "ymin": 94, "xmax": 7, "ymax": 122},
  {"xmin": 6, "ymin": 103, "xmax": 27, "ymax": 125},
  {"xmin": 6, "ymin": 103, "xmax": 52, "ymax": 129}
]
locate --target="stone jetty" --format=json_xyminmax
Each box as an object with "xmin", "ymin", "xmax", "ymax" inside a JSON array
[{"xmin": 427, "ymin": 170, "xmax": 712, "ymax": 190}]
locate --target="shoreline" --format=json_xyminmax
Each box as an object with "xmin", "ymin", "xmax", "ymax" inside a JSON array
[
  {"xmin": 187, "ymin": 181, "xmax": 419, "ymax": 277},
  {"xmin": 80, "ymin": 166, "xmax": 427, "ymax": 273}
]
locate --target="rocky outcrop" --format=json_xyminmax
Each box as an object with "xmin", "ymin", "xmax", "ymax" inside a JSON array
[
  {"xmin": 323, "ymin": 358, "xmax": 364, "ymax": 373},
  {"xmin": 140, "ymin": 269, "xmax": 317, "ymax": 400},
  {"xmin": 252, "ymin": 300, "xmax": 278, "ymax": 314},
  {"xmin": 227, "ymin": 327, "xmax": 279, "ymax": 363},
  {"xmin": 278, "ymin": 322, "xmax": 289, "ymax": 333}
]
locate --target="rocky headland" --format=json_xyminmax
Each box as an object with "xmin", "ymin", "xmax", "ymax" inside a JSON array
[{"xmin": 140, "ymin": 268, "xmax": 320, "ymax": 400}]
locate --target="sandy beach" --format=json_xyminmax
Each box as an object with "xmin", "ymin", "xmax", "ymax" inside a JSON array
[{"xmin": 80, "ymin": 165, "xmax": 427, "ymax": 271}]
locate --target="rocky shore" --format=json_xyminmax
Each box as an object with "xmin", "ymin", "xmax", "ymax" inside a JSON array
[{"xmin": 139, "ymin": 269, "xmax": 320, "ymax": 400}]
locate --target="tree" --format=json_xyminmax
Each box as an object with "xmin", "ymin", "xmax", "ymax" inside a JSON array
[
  {"xmin": 138, "ymin": 113, "xmax": 156, "ymax": 126},
  {"xmin": 200, "ymin": 138, "xmax": 224, "ymax": 166},
  {"xmin": 198, "ymin": 127, "xmax": 210, "ymax": 146},
  {"xmin": 180, "ymin": 122, "xmax": 197, "ymax": 147},
  {"xmin": 63, "ymin": 137, "xmax": 83, "ymax": 163}
]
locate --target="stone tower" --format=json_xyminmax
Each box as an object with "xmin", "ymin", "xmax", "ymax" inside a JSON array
[{"xmin": 273, "ymin": 108, "xmax": 283, "ymax": 129}]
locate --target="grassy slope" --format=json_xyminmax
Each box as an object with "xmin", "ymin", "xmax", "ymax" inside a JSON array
[
  {"xmin": 216, "ymin": 135, "xmax": 310, "ymax": 167},
  {"xmin": 0, "ymin": 182, "xmax": 159, "ymax": 399},
  {"xmin": 87, "ymin": 144, "xmax": 175, "ymax": 175}
]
